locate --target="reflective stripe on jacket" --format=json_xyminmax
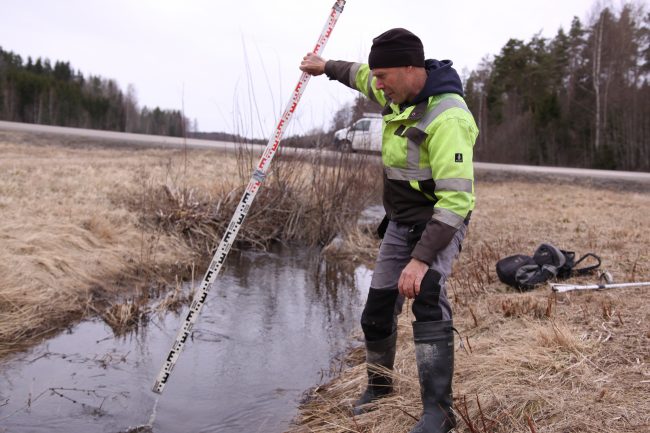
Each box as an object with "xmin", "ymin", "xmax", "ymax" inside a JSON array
[
  {"xmin": 325, "ymin": 60, "xmax": 478, "ymax": 263},
  {"xmin": 350, "ymin": 63, "xmax": 477, "ymax": 226}
]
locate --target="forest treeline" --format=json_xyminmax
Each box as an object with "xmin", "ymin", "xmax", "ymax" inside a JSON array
[
  {"xmin": 328, "ymin": 2, "xmax": 649, "ymax": 171},
  {"xmin": 2, "ymin": 2, "xmax": 648, "ymax": 170},
  {"xmin": 463, "ymin": 3, "xmax": 649, "ymax": 171},
  {"xmin": 0, "ymin": 47, "xmax": 188, "ymax": 136}
]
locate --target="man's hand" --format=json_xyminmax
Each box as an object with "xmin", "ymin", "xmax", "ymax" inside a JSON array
[
  {"xmin": 398, "ymin": 258, "xmax": 429, "ymax": 299},
  {"xmin": 300, "ymin": 52, "xmax": 327, "ymax": 76}
]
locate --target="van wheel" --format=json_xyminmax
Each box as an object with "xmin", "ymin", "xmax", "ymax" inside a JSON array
[{"xmin": 339, "ymin": 140, "xmax": 352, "ymax": 152}]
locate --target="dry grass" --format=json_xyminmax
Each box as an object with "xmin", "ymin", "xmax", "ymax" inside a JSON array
[
  {"xmin": 1, "ymin": 130, "xmax": 649, "ymax": 432},
  {"xmin": 0, "ymin": 130, "xmax": 381, "ymax": 354},
  {"xmin": 289, "ymin": 182, "xmax": 650, "ymax": 433},
  {"xmin": 0, "ymin": 132, "xmax": 238, "ymax": 353},
  {"xmin": 138, "ymin": 147, "xmax": 382, "ymax": 253}
]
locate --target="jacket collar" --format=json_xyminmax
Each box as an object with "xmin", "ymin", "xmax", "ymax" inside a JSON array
[{"xmin": 381, "ymin": 99, "xmax": 428, "ymax": 120}]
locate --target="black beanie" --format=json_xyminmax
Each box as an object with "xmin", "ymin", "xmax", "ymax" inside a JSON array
[{"xmin": 368, "ymin": 28, "xmax": 425, "ymax": 69}]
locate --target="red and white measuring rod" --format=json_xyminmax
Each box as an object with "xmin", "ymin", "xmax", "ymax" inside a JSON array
[{"xmin": 152, "ymin": 0, "xmax": 347, "ymax": 394}]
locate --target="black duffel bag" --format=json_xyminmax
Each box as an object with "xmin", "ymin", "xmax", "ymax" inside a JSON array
[{"xmin": 496, "ymin": 243, "xmax": 601, "ymax": 291}]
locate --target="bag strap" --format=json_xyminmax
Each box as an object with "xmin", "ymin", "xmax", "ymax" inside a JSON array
[
  {"xmin": 572, "ymin": 253, "xmax": 601, "ymax": 275},
  {"xmin": 561, "ymin": 250, "xmax": 576, "ymax": 264}
]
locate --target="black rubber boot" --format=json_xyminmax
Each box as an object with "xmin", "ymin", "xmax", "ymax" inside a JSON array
[
  {"xmin": 352, "ymin": 331, "xmax": 397, "ymax": 415},
  {"xmin": 409, "ymin": 320, "xmax": 456, "ymax": 433}
]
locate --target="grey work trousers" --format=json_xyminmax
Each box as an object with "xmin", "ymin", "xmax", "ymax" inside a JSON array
[{"xmin": 361, "ymin": 220, "xmax": 466, "ymax": 341}]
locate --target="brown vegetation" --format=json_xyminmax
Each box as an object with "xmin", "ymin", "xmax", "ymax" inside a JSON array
[
  {"xmin": 1, "ymin": 130, "xmax": 648, "ymax": 432},
  {"xmin": 290, "ymin": 182, "xmax": 650, "ymax": 432},
  {"xmin": 0, "ymin": 130, "xmax": 380, "ymax": 355},
  {"xmin": 0, "ymin": 132, "xmax": 200, "ymax": 353}
]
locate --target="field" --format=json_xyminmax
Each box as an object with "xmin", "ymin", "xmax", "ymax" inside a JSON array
[
  {"xmin": 291, "ymin": 178, "xmax": 650, "ymax": 432},
  {"xmin": 0, "ymin": 132, "xmax": 208, "ymax": 353},
  {"xmin": 0, "ymin": 130, "xmax": 380, "ymax": 354},
  {"xmin": 0, "ymin": 130, "xmax": 649, "ymax": 432}
]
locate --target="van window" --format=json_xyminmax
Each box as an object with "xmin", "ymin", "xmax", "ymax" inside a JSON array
[{"xmin": 352, "ymin": 120, "xmax": 370, "ymax": 132}]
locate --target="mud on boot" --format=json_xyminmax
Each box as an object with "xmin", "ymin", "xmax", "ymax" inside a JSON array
[
  {"xmin": 408, "ymin": 320, "xmax": 456, "ymax": 433},
  {"xmin": 352, "ymin": 331, "xmax": 397, "ymax": 415}
]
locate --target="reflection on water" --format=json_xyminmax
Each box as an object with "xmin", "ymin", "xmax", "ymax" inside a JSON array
[{"xmin": 0, "ymin": 247, "xmax": 371, "ymax": 433}]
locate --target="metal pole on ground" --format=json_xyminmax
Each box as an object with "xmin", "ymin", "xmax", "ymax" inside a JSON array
[{"xmin": 550, "ymin": 281, "xmax": 650, "ymax": 293}]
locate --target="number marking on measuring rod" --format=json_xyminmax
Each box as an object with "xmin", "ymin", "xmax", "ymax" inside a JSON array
[{"xmin": 152, "ymin": 0, "xmax": 347, "ymax": 394}]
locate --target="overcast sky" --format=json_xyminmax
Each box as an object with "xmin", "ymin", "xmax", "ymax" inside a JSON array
[{"xmin": 1, "ymin": 0, "xmax": 602, "ymax": 138}]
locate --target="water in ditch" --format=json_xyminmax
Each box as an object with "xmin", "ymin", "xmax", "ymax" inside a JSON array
[{"xmin": 0, "ymin": 247, "xmax": 371, "ymax": 433}]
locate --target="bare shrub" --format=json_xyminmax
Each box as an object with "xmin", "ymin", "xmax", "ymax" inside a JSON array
[{"xmin": 134, "ymin": 141, "xmax": 383, "ymax": 254}]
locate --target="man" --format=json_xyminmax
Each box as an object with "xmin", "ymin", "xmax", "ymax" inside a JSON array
[{"xmin": 300, "ymin": 28, "xmax": 477, "ymax": 433}]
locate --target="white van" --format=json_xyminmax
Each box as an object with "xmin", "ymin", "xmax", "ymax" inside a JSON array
[{"xmin": 334, "ymin": 113, "xmax": 382, "ymax": 152}]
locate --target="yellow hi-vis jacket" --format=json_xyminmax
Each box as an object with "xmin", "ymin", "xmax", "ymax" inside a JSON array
[{"xmin": 325, "ymin": 61, "xmax": 478, "ymax": 264}]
